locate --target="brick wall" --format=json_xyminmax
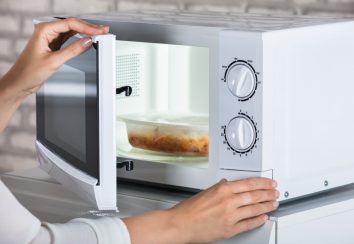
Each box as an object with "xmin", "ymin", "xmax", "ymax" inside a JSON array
[{"xmin": 0, "ymin": 0, "xmax": 353, "ymax": 172}]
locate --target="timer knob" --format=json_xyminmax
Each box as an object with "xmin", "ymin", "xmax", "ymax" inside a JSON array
[
  {"xmin": 226, "ymin": 63, "xmax": 257, "ymax": 100},
  {"xmin": 226, "ymin": 116, "xmax": 256, "ymax": 153}
]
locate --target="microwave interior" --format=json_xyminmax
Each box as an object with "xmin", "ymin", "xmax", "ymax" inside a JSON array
[
  {"xmin": 115, "ymin": 40, "xmax": 210, "ymax": 169},
  {"xmin": 37, "ymin": 34, "xmax": 211, "ymax": 185}
]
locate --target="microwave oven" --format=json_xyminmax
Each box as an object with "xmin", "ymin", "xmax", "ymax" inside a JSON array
[{"xmin": 35, "ymin": 11, "xmax": 354, "ymax": 210}]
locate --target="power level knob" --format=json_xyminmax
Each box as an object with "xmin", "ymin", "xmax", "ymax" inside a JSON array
[
  {"xmin": 226, "ymin": 62, "xmax": 257, "ymax": 100},
  {"xmin": 226, "ymin": 116, "xmax": 256, "ymax": 153}
]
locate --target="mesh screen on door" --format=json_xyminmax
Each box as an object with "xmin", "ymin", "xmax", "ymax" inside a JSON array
[{"xmin": 116, "ymin": 53, "xmax": 141, "ymax": 98}]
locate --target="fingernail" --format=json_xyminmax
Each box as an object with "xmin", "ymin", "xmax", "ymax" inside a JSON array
[
  {"xmin": 82, "ymin": 37, "xmax": 92, "ymax": 48},
  {"xmin": 272, "ymin": 180, "xmax": 278, "ymax": 188},
  {"xmin": 273, "ymin": 201, "xmax": 279, "ymax": 208},
  {"xmin": 99, "ymin": 25, "xmax": 109, "ymax": 31},
  {"xmin": 275, "ymin": 190, "xmax": 280, "ymax": 198},
  {"xmin": 263, "ymin": 215, "xmax": 268, "ymax": 221}
]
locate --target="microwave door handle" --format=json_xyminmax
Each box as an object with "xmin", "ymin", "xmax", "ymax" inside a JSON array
[{"xmin": 116, "ymin": 86, "xmax": 133, "ymax": 96}]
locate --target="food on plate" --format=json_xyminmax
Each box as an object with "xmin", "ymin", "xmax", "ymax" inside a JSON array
[
  {"xmin": 118, "ymin": 113, "xmax": 209, "ymax": 157},
  {"xmin": 128, "ymin": 130, "xmax": 208, "ymax": 156}
]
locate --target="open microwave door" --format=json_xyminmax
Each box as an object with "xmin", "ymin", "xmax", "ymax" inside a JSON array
[{"xmin": 36, "ymin": 34, "xmax": 117, "ymax": 210}]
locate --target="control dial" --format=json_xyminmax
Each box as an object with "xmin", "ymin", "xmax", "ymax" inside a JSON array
[
  {"xmin": 225, "ymin": 115, "xmax": 256, "ymax": 153},
  {"xmin": 226, "ymin": 62, "xmax": 257, "ymax": 100}
]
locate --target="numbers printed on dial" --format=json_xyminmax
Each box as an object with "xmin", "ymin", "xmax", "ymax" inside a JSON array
[
  {"xmin": 222, "ymin": 112, "xmax": 259, "ymax": 156},
  {"xmin": 220, "ymin": 59, "xmax": 260, "ymax": 156},
  {"xmin": 224, "ymin": 60, "xmax": 259, "ymax": 101}
]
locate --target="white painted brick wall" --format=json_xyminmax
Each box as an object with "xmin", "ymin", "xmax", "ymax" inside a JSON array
[
  {"xmin": 117, "ymin": 1, "xmax": 180, "ymax": 11},
  {"xmin": 0, "ymin": 61, "xmax": 13, "ymax": 77},
  {"xmin": 15, "ymin": 39, "xmax": 28, "ymax": 55},
  {"xmin": 53, "ymin": 0, "xmax": 114, "ymax": 14},
  {"xmin": 28, "ymin": 111, "xmax": 36, "ymax": 128},
  {"xmin": 23, "ymin": 94, "xmax": 36, "ymax": 106},
  {"xmin": 0, "ymin": 133, "xmax": 6, "ymax": 148},
  {"xmin": 22, "ymin": 17, "xmax": 35, "ymax": 36},
  {"xmin": 10, "ymin": 132, "xmax": 36, "ymax": 152},
  {"xmin": 0, "ymin": 0, "xmax": 353, "ymax": 172},
  {"xmin": 185, "ymin": 3, "xmax": 245, "ymax": 12},
  {"xmin": 0, "ymin": 38, "xmax": 13, "ymax": 57},
  {"xmin": 0, "ymin": 15, "xmax": 21, "ymax": 33},
  {"xmin": 8, "ymin": 111, "xmax": 22, "ymax": 128},
  {"xmin": 0, "ymin": 0, "xmax": 51, "ymax": 13}
]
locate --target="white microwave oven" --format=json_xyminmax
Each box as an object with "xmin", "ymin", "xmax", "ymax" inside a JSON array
[{"xmin": 35, "ymin": 11, "xmax": 354, "ymax": 210}]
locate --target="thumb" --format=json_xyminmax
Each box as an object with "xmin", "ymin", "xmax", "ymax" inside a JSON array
[{"xmin": 53, "ymin": 37, "xmax": 92, "ymax": 66}]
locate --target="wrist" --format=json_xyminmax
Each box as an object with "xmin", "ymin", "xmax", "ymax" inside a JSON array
[
  {"xmin": 122, "ymin": 208, "xmax": 191, "ymax": 244},
  {"xmin": 0, "ymin": 69, "xmax": 29, "ymax": 103},
  {"xmin": 0, "ymin": 71, "xmax": 28, "ymax": 132},
  {"xmin": 167, "ymin": 207, "xmax": 192, "ymax": 244}
]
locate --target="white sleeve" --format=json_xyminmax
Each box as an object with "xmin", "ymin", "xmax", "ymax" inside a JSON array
[
  {"xmin": 0, "ymin": 179, "xmax": 41, "ymax": 243},
  {"xmin": 0, "ymin": 179, "xmax": 131, "ymax": 244}
]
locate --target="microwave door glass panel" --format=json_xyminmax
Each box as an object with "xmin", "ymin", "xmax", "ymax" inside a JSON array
[
  {"xmin": 43, "ymin": 65, "xmax": 87, "ymax": 161},
  {"xmin": 37, "ymin": 40, "xmax": 99, "ymax": 179}
]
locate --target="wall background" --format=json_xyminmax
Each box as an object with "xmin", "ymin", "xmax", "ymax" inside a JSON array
[{"xmin": 0, "ymin": 0, "xmax": 353, "ymax": 172}]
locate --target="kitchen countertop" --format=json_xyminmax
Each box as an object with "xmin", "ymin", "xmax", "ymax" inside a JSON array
[
  {"xmin": 3, "ymin": 168, "xmax": 354, "ymax": 244},
  {"xmin": 5, "ymin": 167, "xmax": 354, "ymax": 213}
]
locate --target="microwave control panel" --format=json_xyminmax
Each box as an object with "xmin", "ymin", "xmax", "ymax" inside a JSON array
[
  {"xmin": 219, "ymin": 31, "xmax": 263, "ymax": 171},
  {"xmin": 221, "ymin": 111, "xmax": 259, "ymax": 154},
  {"xmin": 224, "ymin": 60, "xmax": 258, "ymax": 102}
]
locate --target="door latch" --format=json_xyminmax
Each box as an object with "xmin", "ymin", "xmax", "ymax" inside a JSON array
[
  {"xmin": 116, "ymin": 86, "xmax": 133, "ymax": 96},
  {"xmin": 117, "ymin": 160, "xmax": 134, "ymax": 171}
]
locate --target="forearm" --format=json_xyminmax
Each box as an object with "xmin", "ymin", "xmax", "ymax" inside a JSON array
[
  {"xmin": 123, "ymin": 209, "xmax": 189, "ymax": 244},
  {"xmin": 0, "ymin": 71, "xmax": 27, "ymax": 132}
]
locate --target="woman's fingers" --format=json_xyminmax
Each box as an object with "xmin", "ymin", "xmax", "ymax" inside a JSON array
[
  {"xmin": 232, "ymin": 214, "xmax": 268, "ymax": 236},
  {"xmin": 46, "ymin": 17, "xmax": 109, "ymax": 36},
  {"xmin": 236, "ymin": 201, "xmax": 278, "ymax": 222},
  {"xmin": 165, "ymin": 177, "xmax": 279, "ymax": 243},
  {"xmin": 59, "ymin": 30, "xmax": 78, "ymax": 44},
  {"xmin": 227, "ymin": 177, "xmax": 277, "ymax": 194},
  {"xmin": 31, "ymin": 17, "xmax": 111, "ymax": 76},
  {"xmin": 35, "ymin": 17, "xmax": 109, "ymax": 45},
  {"xmin": 51, "ymin": 37, "xmax": 92, "ymax": 68},
  {"xmin": 48, "ymin": 30, "xmax": 78, "ymax": 51},
  {"xmin": 234, "ymin": 189, "xmax": 279, "ymax": 207}
]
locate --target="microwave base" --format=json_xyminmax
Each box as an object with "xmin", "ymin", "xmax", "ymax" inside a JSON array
[{"xmin": 116, "ymin": 156, "xmax": 273, "ymax": 191}]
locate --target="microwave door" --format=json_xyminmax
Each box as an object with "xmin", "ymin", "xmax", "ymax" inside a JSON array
[{"xmin": 36, "ymin": 34, "xmax": 117, "ymax": 210}]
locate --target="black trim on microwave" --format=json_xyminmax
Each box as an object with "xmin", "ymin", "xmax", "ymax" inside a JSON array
[{"xmin": 36, "ymin": 37, "xmax": 100, "ymax": 181}]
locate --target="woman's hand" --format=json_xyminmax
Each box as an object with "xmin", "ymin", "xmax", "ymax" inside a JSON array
[
  {"xmin": 4, "ymin": 17, "xmax": 109, "ymax": 96},
  {"xmin": 171, "ymin": 178, "xmax": 278, "ymax": 243},
  {"xmin": 123, "ymin": 177, "xmax": 279, "ymax": 243},
  {"xmin": 0, "ymin": 18, "xmax": 108, "ymax": 132}
]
